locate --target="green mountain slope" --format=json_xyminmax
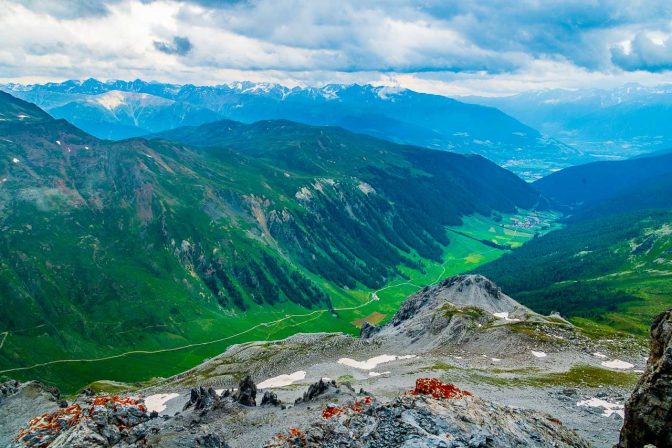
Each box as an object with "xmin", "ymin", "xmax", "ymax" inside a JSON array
[
  {"xmin": 533, "ymin": 152, "xmax": 672, "ymax": 209},
  {"xmin": 477, "ymin": 156, "xmax": 672, "ymax": 336},
  {"xmin": 0, "ymin": 93, "xmax": 548, "ymax": 391}
]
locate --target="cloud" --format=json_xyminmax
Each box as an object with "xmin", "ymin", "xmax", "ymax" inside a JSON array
[
  {"xmin": 1, "ymin": 0, "xmax": 672, "ymax": 95},
  {"xmin": 16, "ymin": 0, "xmax": 117, "ymax": 19},
  {"xmin": 154, "ymin": 36, "xmax": 193, "ymax": 55},
  {"xmin": 611, "ymin": 32, "xmax": 672, "ymax": 72}
]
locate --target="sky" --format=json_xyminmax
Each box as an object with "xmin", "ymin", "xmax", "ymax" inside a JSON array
[{"xmin": 1, "ymin": 0, "xmax": 672, "ymax": 96}]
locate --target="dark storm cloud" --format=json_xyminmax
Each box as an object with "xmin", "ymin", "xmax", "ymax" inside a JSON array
[
  {"xmin": 175, "ymin": 0, "xmax": 672, "ymax": 74},
  {"xmin": 154, "ymin": 36, "xmax": 194, "ymax": 56}
]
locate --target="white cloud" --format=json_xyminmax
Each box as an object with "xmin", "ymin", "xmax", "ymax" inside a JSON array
[
  {"xmin": 1, "ymin": 0, "xmax": 672, "ymax": 95},
  {"xmin": 611, "ymin": 31, "xmax": 672, "ymax": 72}
]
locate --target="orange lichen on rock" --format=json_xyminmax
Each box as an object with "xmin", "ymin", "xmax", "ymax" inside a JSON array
[
  {"xmin": 322, "ymin": 396, "xmax": 373, "ymax": 419},
  {"xmin": 322, "ymin": 405, "xmax": 345, "ymax": 419},
  {"xmin": 268, "ymin": 427, "xmax": 306, "ymax": 447},
  {"xmin": 407, "ymin": 378, "xmax": 472, "ymax": 400},
  {"xmin": 15, "ymin": 395, "xmax": 148, "ymax": 448},
  {"xmin": 15, "ymin": 403, "xmax": 84, "ymax": 447}
]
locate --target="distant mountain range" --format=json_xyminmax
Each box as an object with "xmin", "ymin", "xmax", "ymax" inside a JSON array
[
  {"xmin": 0, "ymin": 91, "xmax": 542, "ymax": 387},
  {"xmin": 463, "ymin": 84, "xmax": 672, "ymax": 158},
  {"xmin": 1, "ymin": 79, "xmax": 577, "ymax": 180}
]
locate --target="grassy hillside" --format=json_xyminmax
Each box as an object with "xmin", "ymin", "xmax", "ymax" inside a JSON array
[
  {"xmin": 533, "ymin": 152, "xmax": 672, "ymax": 209},
  {"xmin": 478, "ymin": 155, "xmax": 672, "ymax": 336},
  {"xmin": 0, "ymin": 94, "xmax": 553, "ymax": 391}
]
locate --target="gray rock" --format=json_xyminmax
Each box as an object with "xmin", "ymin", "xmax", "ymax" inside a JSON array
[
  {"xmin": 266, "ymin": 393, "xmax": 590, "ymax": 447},
  {"xmin": 184, "ymin": 387, "xmax": 219, "ymax": 411},
  {"xmin": 360, "ymin": 321, "xmax": 380, "ymax": 339},
  {"xmin": 261, "ymin": 391, "xmax": 281, "ymax": 406},
  {"xmin": 618, "ymin": 308, "xmax": 672, "ymax": 448},
  {"xmin": 233, "ymin": 375, "xmax": 257, "ymax": 407},
  {"xmin": 195, "ymin": 433, "xmax": 230, "ymax": 447},
  {"xmin": 300, "ymin": 379, "xmax": 338, "ymax": 402}
]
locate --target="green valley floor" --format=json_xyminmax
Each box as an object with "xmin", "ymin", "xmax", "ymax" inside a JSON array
[{"xmin": 0, "ymin": 210, "xmax": 560, "ymax": 393}]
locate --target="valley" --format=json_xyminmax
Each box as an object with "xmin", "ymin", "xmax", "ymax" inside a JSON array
[
  {"xmin": 0, "ymin": 208, "xmax": 559, "ymax": 393},
  {"xmin": 2, "ymin": 3, "xmax": 672, "ymax": 447},
  {"xmin": 476, "ymin": 152, "xmax": 672, "ymax": 336}
]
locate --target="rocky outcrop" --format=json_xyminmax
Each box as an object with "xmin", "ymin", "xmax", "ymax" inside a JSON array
[
  {"xmin": 267, "ymin": 378, "xmax": 591, "ymax": 448},
  {"xmin": 389, "ymin": 275, "xmax": 531, "ymax": 329},
  {"xmin": 233, "ymin": 375, "xmax": 257, "ymax": 407},
  {"xmin": 1, "ymin": 381, "xmax": 63, "ymax": 447},
  {"xmin": 298, "ymin": 379, "xmax": 339, "ymax": 403},
  {"xmin": 14, "ymin": 396, "xmax": 149, "ymax": 448},
  {"xmin": 260, "ymin": 391, "xmax": 281, "ymax": 406},
  {"xmin": 0, "ymin": 380, "xmax": 21, "ymax": 403},
  {"xmin": 618, "ymin": 308, "xmax": 672, "ymax": 448},
  {"xmin": 184, "ymin": 386, "xmax": 220, "ymax": 411},
  {"xmin": 369, "ymin": 275, "xmax": 544, "ymax": 350},
  {"xmin": 359, "ymin": 321, "xmax": 380, "ymax": 339}
]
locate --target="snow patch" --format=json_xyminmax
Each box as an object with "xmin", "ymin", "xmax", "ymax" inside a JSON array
[
  {"xmin": 95, "ymin": 90, "xmax": 126, "ymax": 110},
  {"xmin": 56, "ymin": 140, "xmax": 61, "ymax": 146},
  {"xmin": 295, "ymin": 186, "xmax": 312, "ymax": 201},
  {"xmin": 531, "ymin": 351, "xmax": 547, "ymax": 358},
  {"xmin": 577, "ymin": 397, "xmax": 624, "ymax": 418},
  {"xmin": 369, "ymin": 371, "xmax": 391, "ymax": 377},
  {"xmin": 357, "ymin": 182, "xmax": 375, "ymax": 195},
  {"xmin": 257, "ymin": 370, "xmax": 306, "ymax": 389},
  {"xmin": 144, "ymin": 393, "xmax": 179, "ymax": 413},
  {"xmin": 601, "ymin": 359, "xmax": 634, "ymax": 370},
  {"xmin": 491, "ymin": 358, "xmax": 501, "ymax": 362},
  {"xmin": 12, "ymin": 157, "xmax": 19, "ymax": 163},
  {"xmin": 493, "ymin": 312, "xmax": 520, "ymax": 322},
  {"xmin": 338, "ymin": 354, "xmax": 416, "ymax": 370},
  {"xmin": 593, "ymin": 352, "xmax": 607, "ymax": 359}
]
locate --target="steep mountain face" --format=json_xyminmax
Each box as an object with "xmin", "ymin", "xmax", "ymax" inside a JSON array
[
  {"xmin": 37, "ymin": 90, "xmax": 222, "ymax": 140},
  {"xmin": 0, "ymin": 93, "xmax": 543, "ymax": 388},
  {"xmin": 464, "ymin": 83, "xmax": 672, "ymax": 158},
  {"xmin": 477, "ymin": 155, "xmax": 672, "ymax": 335},
  {"xmin": 2, "ymin": 79, "xmax": 575, "ymax": 179},
  {"xmin": 618, "ymin": 307, "xmax": 672, "ymax": 448}
]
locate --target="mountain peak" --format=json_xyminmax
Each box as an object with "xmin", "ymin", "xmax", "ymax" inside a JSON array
[{"xmin": 393, "ymin": 274, "xmax": 532, "ymax": 323}]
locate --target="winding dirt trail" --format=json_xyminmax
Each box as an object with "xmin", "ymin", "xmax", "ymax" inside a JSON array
[{"xmin": 0, "ymin": 232, "xmax": 506, "ymax": 376}]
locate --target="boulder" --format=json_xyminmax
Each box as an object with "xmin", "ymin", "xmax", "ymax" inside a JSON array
[
  {"xmin": 260, "ymin": 391, "xmax": 281, "ymax": 406},
  {"xmin": 618, "ymin": 308, "xmax": 672, "ymax": 448},
  {"xmin": 195, "ymin": 433, "xmax": 231, "ymax": 447},
  {"xmin": 233, "ymin": 376, "xmax": 257, "ymax": 407}
]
